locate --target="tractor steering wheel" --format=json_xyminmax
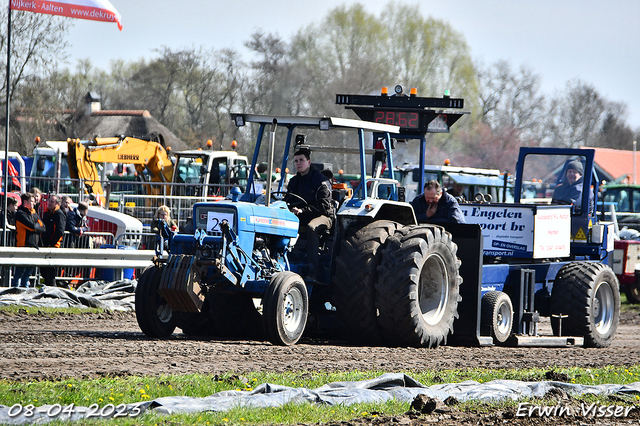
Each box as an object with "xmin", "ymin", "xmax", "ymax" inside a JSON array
[{"xmin": 270, "ymin": 191, "xmax": 309, "ymax": 210}]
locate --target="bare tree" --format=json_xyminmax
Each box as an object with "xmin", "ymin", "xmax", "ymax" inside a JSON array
[
  {"xmin": 385, "ymin": 3, "xmax": 477, "ymax": 105},
  {"xmin": 244, "ymin": 30, "xmax": 297, "ymax": 115},
  {"xmin": 0, "ymin": 9, "xmax": 70, "ymax": 153},
  {"xmin": 544, "ymin": 79, "xmax": 621, "ymax": 148},
  {"xmin": 476, "ymin": 60, "xmax": 546, "ymax": 142},
  {"xmin": 452, "ymin": 122, "xmax": 538, "ymax": 171},
  {"xmin": 592, "ymin": 102, "xmax": 636, "ymax": 150},
  {"xmin": 127, "ymin": 47, "xmax": 186, "ymax": 127}
]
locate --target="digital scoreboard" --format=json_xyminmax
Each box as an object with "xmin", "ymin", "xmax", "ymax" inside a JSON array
[{"xmin": 335, "ymin": 89, "xmax": 468, "ymax": 134}]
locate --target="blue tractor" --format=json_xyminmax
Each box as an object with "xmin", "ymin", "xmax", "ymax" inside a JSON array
[
  {"xmin": 135, "ymin": 115, "xmax": 426, "ymax": 345},
  {"xmin": 135, "ymin": 87, "xmax": 620, "ymax": 348}
]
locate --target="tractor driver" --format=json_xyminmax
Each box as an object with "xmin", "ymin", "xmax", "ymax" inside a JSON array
[
  {"xmin": 552, "ymin": 159, "xmax": 596, "ymax": 216},
  {"xmin": 552, "ymin": 159, "xmax": 584, "ymax": 208},
  {"xmin": 286, "ymin": 147, "xmax": 335, "ymax": 281}
]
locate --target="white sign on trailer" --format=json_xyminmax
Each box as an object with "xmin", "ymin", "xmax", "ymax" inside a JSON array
[{"xmin": 459, "ymin": 204, "xmax": 571, "ymax": 258}]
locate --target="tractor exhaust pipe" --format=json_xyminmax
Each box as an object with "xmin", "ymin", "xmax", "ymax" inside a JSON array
[{"xmin": 266, "ymin": 118, "xmax": 277, "ymax": 207}]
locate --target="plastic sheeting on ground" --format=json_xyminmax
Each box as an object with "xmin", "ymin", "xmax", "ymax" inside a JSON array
[
  {"xmin": 1, "ymin": 373, "xmax": 639, "ymax": 424},
  {"xmin": 0, "ymin": 280, "xmax": 136, "ymax": 311}
]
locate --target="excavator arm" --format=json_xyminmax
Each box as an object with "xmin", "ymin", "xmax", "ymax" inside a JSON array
[{"xmin": 67, "ymin": 136, "xmax": 174, "ymax": 197}]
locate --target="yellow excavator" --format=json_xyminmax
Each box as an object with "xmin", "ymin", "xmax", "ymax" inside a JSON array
[{"xmin": 67, "ymin": 135, "xmax": 174, "ymax": 198}]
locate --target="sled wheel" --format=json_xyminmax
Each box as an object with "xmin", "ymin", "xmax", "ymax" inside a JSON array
[
  {"xmin": 332, "ymin": 220, "xmax": 401, "ymax": 345},
  {"xmin": 481, "ymin": 291, "xmax": 513, "ymax": 344},
  {"xmin": 135, "ymin": 265, "xmax": 176, "ymax": 338},
  {"xmin": 263, "ymin": 272, "xmax": 308, "ymax": 345},
  {"xmin": 551, "ymin": 262, "xmax": 620, "ymax": 348},
  {"xmin": 376, "ymin": 225, "xmax": 462, "ymax": 348}
]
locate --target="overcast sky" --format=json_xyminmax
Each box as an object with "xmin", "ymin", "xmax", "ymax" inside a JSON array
[{"xmin": 63, "ymin": 0, "xmax": 640, "ymax": 131}]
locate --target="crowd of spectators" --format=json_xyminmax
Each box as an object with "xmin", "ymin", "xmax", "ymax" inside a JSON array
[{"xmin": 1, "ymin": 188, "xmax": 91, "ymax": 288}]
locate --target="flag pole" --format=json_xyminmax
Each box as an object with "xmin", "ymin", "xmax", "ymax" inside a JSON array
[{"xmin": 2, "ymin": 5, "xmax": 11, "ymax": 247}]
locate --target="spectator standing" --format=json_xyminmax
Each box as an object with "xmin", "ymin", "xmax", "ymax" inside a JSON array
[
  {"xmin": 60, "ymin": 196, "xmax": 72, "ymax": 215},
  {"xmin": 31, "ymin": 187, "xmax": 43, "ymax": 214},
  {"xmin": 12, "ymin": 193, "xmax": 45, "ymax": 287},
  {"xmin": 1, "ymin": 196, "xmax": 17, "ymax": 286},
  {"xmin": 65, "ymin": 201, "xmax": 89, "ymax": 248},
  {"xmin": 412, "ymin": 180, "xmax": 465, "ymax": 225},
  {"xmin": 41, "ymin": 195, "xmax": 67, "ymax": 287},
  {"xmin": 2, "ymin": 196, "xmax": 18, "ymax": 245},
  {"xmin": 151, "ymin": 205, "xmax": 178, "ymax": 234}
]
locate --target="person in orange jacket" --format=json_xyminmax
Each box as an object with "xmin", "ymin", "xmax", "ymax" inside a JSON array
[
  {"xmin": 12, "ymin": 192, "xmax": 46, "ymax": 287},
  {"xmin": 41, "ymin": 194, "xmax": 66, "ymax": 287}
]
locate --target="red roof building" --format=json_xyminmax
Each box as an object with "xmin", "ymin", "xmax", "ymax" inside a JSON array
[{"xmin": 583, "ymin": 147, "xmax": 640, "ymax": 184}]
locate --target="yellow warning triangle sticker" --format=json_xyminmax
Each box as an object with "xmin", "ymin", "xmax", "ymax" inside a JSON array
[{"xmin": 574, "ymin": 228, "xmax": 587, "ymax": 241}]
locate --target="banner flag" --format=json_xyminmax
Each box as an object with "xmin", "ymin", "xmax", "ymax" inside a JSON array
[
  {"xmin": 0, "ymin": 161, "xmax": 20, "ymax": 188},
  {"xmin": 8, "ymin": 161, "xmax": 20, "ymax": 187},
  {"xmin": 10, "ymin": 0, "xmax": 122, "ymax": 30}
]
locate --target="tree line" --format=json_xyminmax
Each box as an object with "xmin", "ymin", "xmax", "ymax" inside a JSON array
[{"xmin": 1, "ymin": 2, "xmax": 638, "ymax": 174}]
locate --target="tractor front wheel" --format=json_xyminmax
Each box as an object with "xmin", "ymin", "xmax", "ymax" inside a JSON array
[{"xmin": 263, "ymin": 272, "xmax": 308, "ymax": 346}]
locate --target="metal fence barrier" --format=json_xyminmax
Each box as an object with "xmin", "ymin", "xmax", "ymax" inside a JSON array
[{"xmin": 0, "ymin": 246, "xmax": 154, "ymax": 287}]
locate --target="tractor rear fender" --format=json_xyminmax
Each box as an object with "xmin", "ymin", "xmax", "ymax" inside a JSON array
[{"xmin": 337, "ymin": 200, "xmax": 416, "ymax": 237}]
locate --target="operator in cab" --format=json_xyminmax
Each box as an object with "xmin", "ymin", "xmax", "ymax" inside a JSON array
[
  {"xmin": 412, "ymin": 180, "xmax": 465, "ymax": 224},
  {"xmin": 286, "ymin": 147, "xmax": 335, "ymax": 281},
  {"xmin": 552, "ymin": 160, "xmax": 584, "ymax": 208}
]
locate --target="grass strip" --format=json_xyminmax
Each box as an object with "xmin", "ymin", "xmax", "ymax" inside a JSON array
[{"xmin": 1, "ymin": 366, "xmax": 639, "ymax": 425}]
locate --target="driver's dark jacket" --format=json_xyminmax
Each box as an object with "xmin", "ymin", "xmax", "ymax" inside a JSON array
[
  {"xmin": 411, "ymin": 191, "xmax": 465, "ymax": 224},
  {"xmin": 552, "ymin": 177, "xmax": 583, "ymax": 207},
  {"xmin": 552, "ymin": 177, "xmax": 595, "ymax": 214},
  {"xmin": 286, "ymin": 167, "xmax": 335, "ymax": 225}
]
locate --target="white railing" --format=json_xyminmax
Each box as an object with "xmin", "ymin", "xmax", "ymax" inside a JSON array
[{"xmin": 0, "ymin": 247, "xmax": 155, "ymax": 287}]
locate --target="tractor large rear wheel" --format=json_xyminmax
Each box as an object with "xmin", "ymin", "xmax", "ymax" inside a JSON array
[
  {"xmin": 550, "ymin": 262, "xmax": 620, "ymax": 348},
  {"xmin": 135, "ymin": 265, "xmax": 176, "ymax": 338},
  {"xmin": 332, "ymin": 220, "xmax": 401, "ymax": 345},
  {"xmin": 376, "ymin": 225, "xmax": 462, "ymax": 348}
]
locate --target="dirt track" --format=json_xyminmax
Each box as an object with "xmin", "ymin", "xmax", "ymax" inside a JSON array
[
  {"xmin": 1, "ymin": 307, "xmax": 639, "ymax": 382},
  {"xmin": 1, "ymin": 308, "xmax": 639, "ymax": 425}
]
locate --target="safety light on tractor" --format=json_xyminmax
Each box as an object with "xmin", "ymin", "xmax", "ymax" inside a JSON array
[{"xmin": 234, "ymin": 115, "xmax": 245, "ymax": 127}]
